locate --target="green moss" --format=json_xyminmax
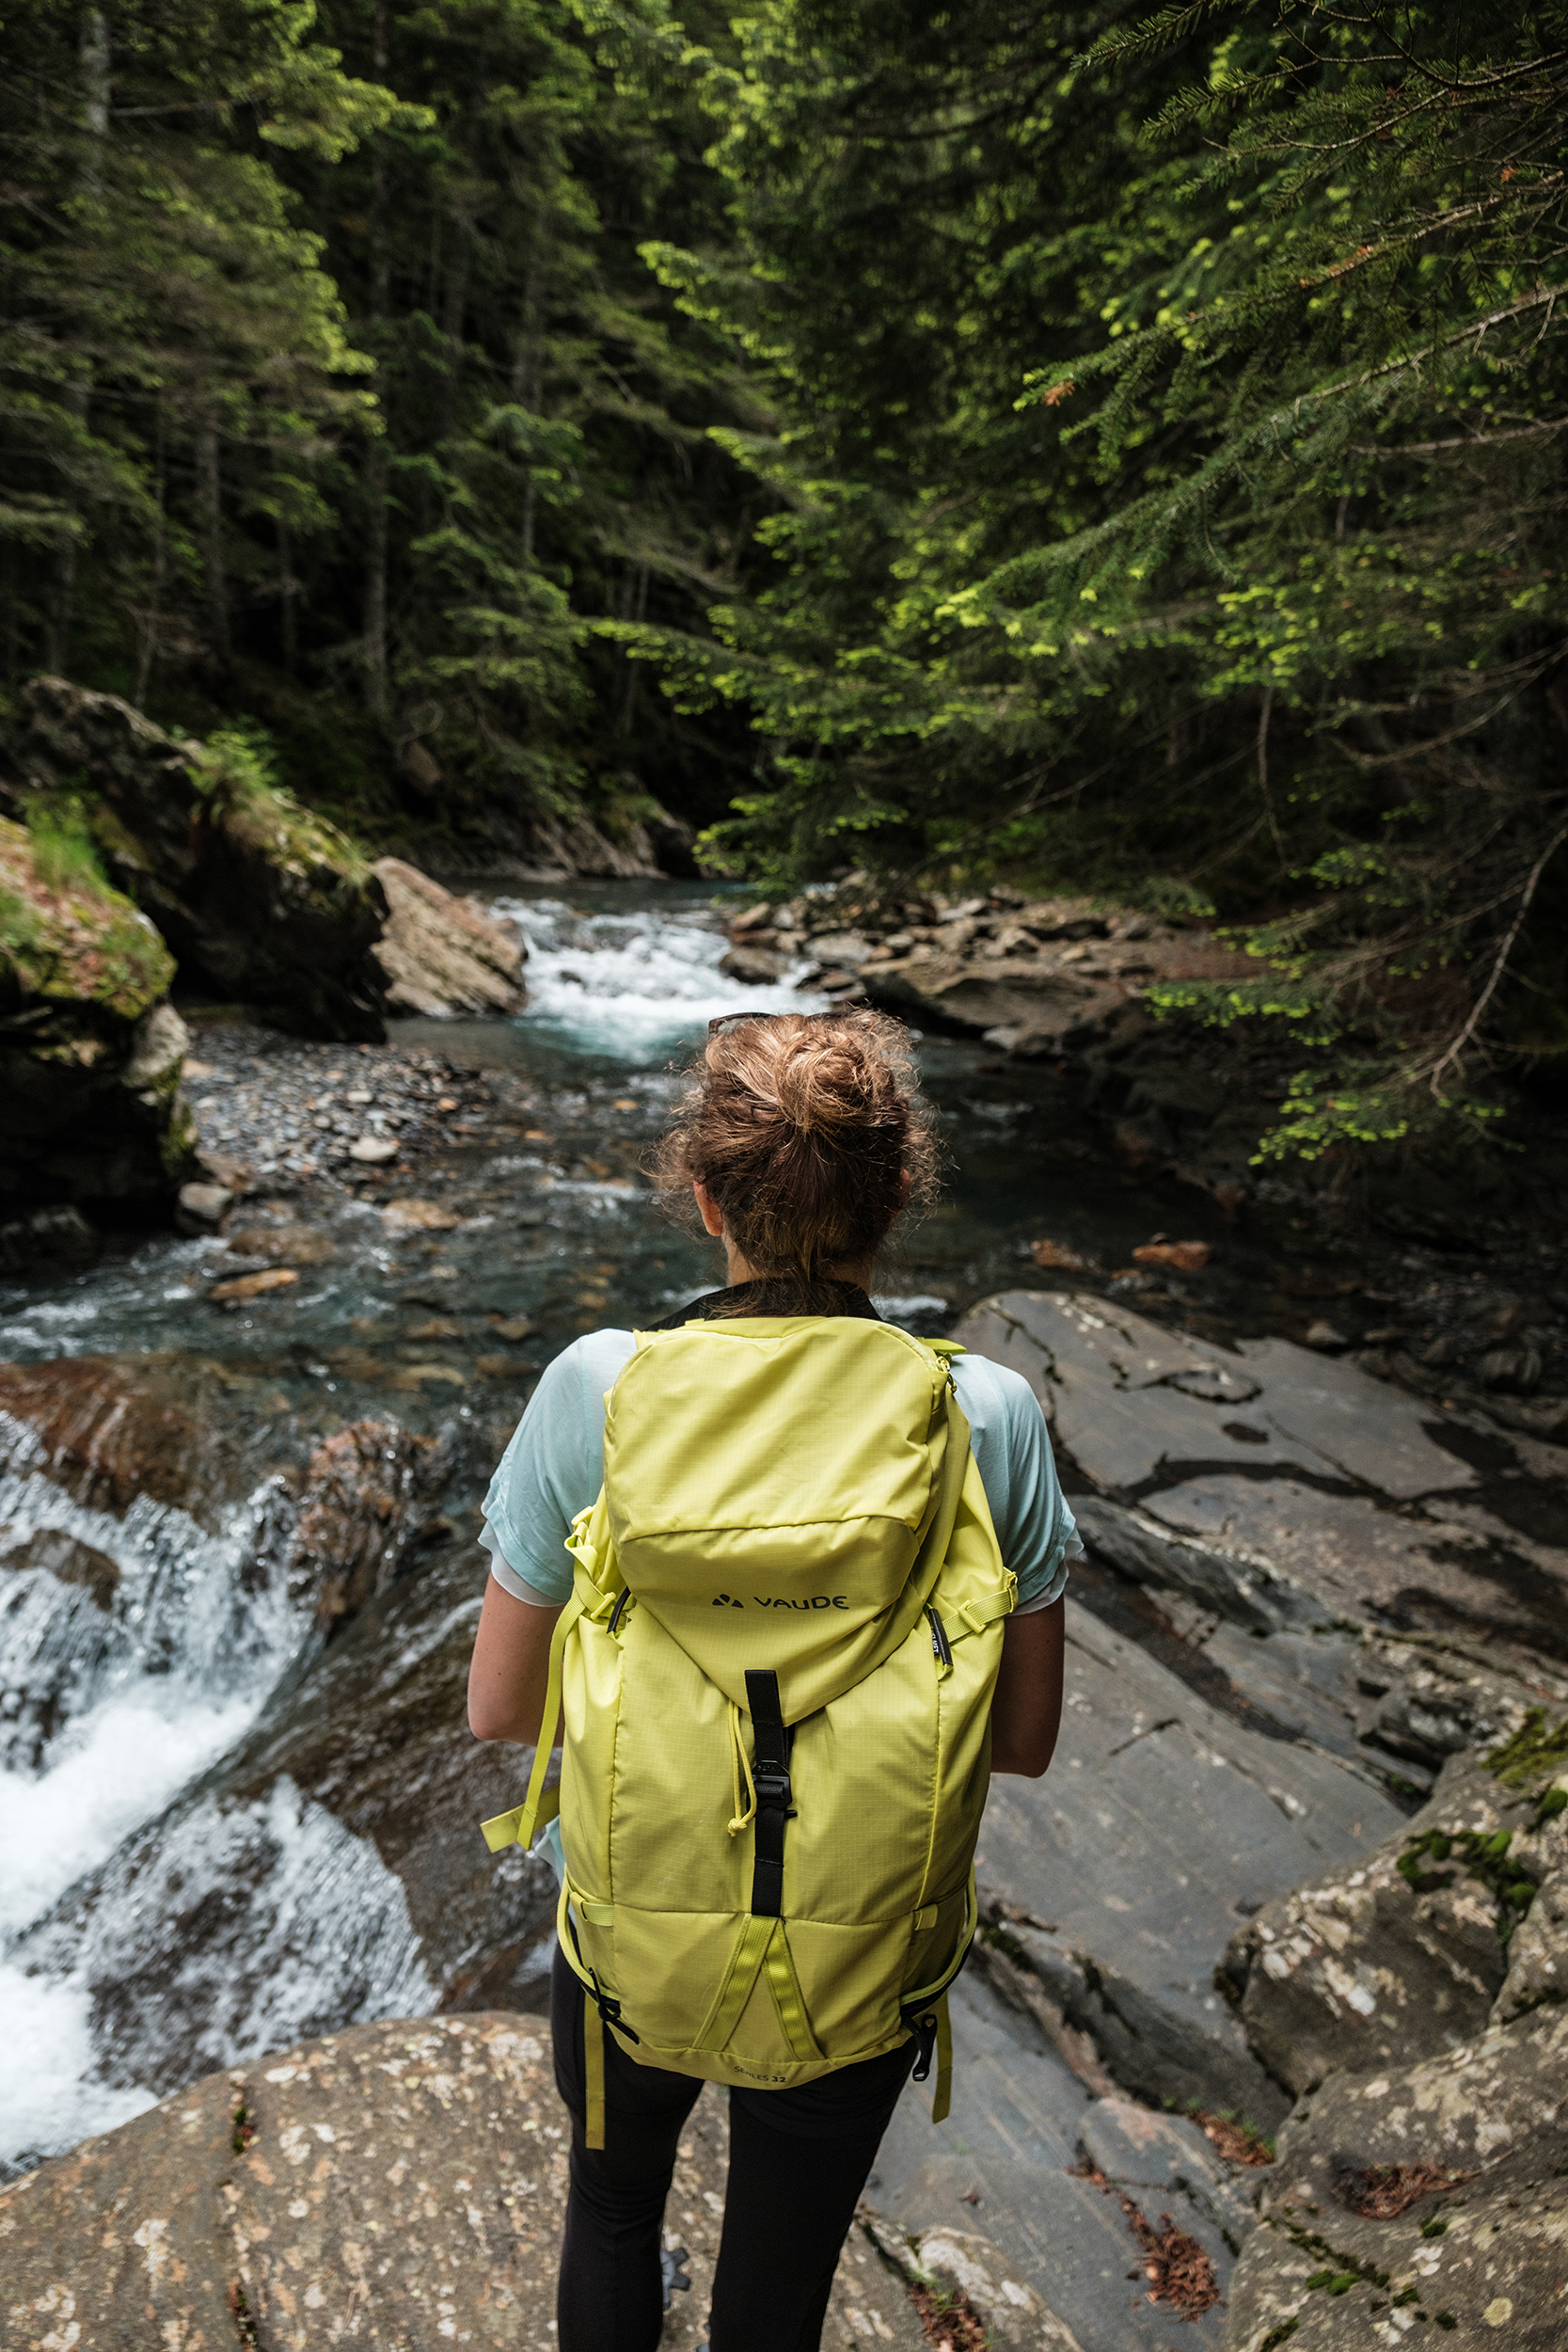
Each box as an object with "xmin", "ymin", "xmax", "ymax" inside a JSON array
[
  {"xmin": 190, "ymin": 722, "xmax": 372, "ymax": 891},
  {"xmin": 1486, "ymin": 1709, "xmax": 1568, "ymax": 1793},
  {"xmin": 0, "ymin": 816, "xmax": 173, "ymax": 1024},
  {"xmin": 1397, "ymin": 1823, "xmax": 1542, "ymax": 1942}
]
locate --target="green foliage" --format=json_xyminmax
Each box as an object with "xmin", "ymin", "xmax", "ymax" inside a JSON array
[
  {"xmin": 24, "ymin": 794, "xmax": 110, "ymax": 898},
  {"xmin": 0, "ymin": 0, "xmax": 764, "ymax": 842},
  {"xmin": 191, "ymin": 720, "xmax": 372, "ymax": 884},
  {"xmin": 614, "ymin": 0, "xmax": 1568, "ymax": 1157}
]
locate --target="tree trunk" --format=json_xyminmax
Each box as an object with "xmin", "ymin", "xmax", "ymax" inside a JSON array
[
  {"xmin": 133, "ymin": 406, "xmax": 166, "ymax": 703},
  {"xmin": 49, "ymin": 8, "xmax": 112, "ymax": 674},
  {"xmin": 362, "ymin": 0, "xmax": 391, "ymax": 724},
  {"xmin": 277, "ymin": 516, "xmax": 298, "ymax": 681},
  {"xmin": 512, "ymin": 255, "xmax": 543, "ymax": 561},
  {"xmin": 198, "ymin": 421, "xmax": 230, "ymax": 661}
]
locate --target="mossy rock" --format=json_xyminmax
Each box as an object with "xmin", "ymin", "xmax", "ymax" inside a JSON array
[
  {"xmin": 4, "ymin": 677, "xmax": 389, "ymax": 1041},
  {"xmin": 0, "ymin": 818, "xmax": 196, "ymax": 1211}
]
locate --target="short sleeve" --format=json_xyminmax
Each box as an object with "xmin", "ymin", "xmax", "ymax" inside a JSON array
[
  {"xmin": 481, "ymin": 1330, "xmax": 636, "ymax": 1604},
  {"xmin": 950, "ymin": 1353, "xmax": 1077, "ymax": 1611}
]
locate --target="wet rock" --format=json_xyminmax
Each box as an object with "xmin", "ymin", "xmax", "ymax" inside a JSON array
[
  {"xmin": 209, "ymin": 1266, "xmax": 299, "ymax": 1306},
  {"xmin": 1220, "ymin": 1732, "xmax": 1568, "ymax": 2096},
  {"xmin": 1223, "ymin": 2004, "xmax": 1568, "ymax": 2352},
  {"xmin": 286, "ymin": 1418, "xmax": 445, "ymax": 1629},
  {"xmin": 1072, "ymin": 1495, "xmax": 1330, "ymax": 1634},
  {"xmin": 0, "ymin": 1203, "xmax": 100, "ymax": 1270},
  {"xmin": 861, "ymin": 2206, "xmax": 1086, "ymax": 2347},
  {"xmin": 370, "ymin": 856, "xmax": 527, "ymax": 1017},
  {"xmin": 0, "ymin": 814, "xmax": 197, "ymax": 1212},
  {"xmin": 0, "ymin": 1354, "xmax": 264, "ymax": 1521},
  {"xmin": 224, "ymin": 1221, "xmax": 333, "ymax": 1267},
  {"xmin": 0, "ymin": 1525, "xmax": 121, "ymax": 1611},
  {"xmin": 718, "ymin": 941, "xmax": 785, "ymax": 983},
  {"xmin": 6, "ymin": 675, "xmax": 390, "ymax": 1041},
  {"xmin": 0, "ymin": 2013, "xmax": 928, "ymax": 2351},
  {"xmin": 174, "ymin": 1180, "xmax": 232, "ymax": 1233}
]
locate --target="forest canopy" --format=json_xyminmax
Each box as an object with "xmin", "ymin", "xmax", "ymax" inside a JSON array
[{"xmin": 2, "ymin": 1, "xmax": 1565, "ymax": 1155}]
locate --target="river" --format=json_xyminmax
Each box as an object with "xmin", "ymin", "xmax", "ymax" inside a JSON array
[{"xmin": 0, "ymin": 881, "xmax": 1281, "ymax": 2177}]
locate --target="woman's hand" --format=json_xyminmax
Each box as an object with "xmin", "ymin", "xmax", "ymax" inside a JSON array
[
  {"xmin": 989, "ymin": 1597, "xmax": 1065, "ymax": 1777},
  {"xmin": 467, "ymin": 1575, "xmax": 564, "ymax": 1745}
]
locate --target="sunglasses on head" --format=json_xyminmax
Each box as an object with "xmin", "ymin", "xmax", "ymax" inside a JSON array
[{"xmin": 706, "ymin": 1008, "xmax": 887, "ymax": 1038}]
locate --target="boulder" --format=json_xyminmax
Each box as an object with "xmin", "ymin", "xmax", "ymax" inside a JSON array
[
  {"xmin": 863, "ymin": 949, "xmax": 1123, "ymax": 1041},
  {"xmin": 0, "ymin": 2012, "xmax": 928, "ymax": 2350},
  {"xmin": 1220, "ymin": 1724, "xmax": 1568, "ymax": 2097},
  {"xmin": 0, "ymin": 1203, "xmax": 101, "ymax": 1269},
  {"xmin": 0, "ymin": 813, "xmax": 197, "ymax": 1211},
  {"xmin": 4, "ymin": 675, "xmax": 390, "ymax": 1041},
  {"xmin": 371, "ymin": 857, "xmax": 527, "ymax": 1017},
  {"xmin": 718, "ymin": 941, "xmax": 785, "ymax": 984},
  {"xmin": 1223, "ymin": 2004, "xmax": 1568, "ymax": 2351}
]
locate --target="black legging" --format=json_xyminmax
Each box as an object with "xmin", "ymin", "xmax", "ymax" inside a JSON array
[{"xmin": 550, "ymin": 1941, "xmax": 917, "ymax": 2351}]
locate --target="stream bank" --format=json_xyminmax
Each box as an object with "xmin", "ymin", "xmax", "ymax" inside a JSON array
[{"xmin": 2, "ymin": 880, "xmax": 1566, "ymax": 2348}]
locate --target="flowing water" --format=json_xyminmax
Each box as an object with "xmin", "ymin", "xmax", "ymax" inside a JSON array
[{"xmin": 0, "ymin": 882, "xmax": 1273, "ymax": 2175}]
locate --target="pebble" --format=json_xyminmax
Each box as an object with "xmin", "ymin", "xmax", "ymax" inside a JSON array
[{"xmin": 179, "ymin": 1028, "xmax": 498, "ymax": 1196}]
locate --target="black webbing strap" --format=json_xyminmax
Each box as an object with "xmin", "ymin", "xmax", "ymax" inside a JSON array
[{"xmin": 745, "ymin": 1668, "xmax": 793, "ymax": 1917}]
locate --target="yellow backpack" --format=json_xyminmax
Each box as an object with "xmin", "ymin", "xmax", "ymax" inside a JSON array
[{"xmin": 482, "ymin": 1316, "xmax": 1016, "ymax": 2144}]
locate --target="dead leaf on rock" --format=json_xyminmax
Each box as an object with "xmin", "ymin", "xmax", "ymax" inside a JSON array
[
  {"xmin": 210, "ymin": 1268, "xmax": 299, "ymax": 1306},
  {"xmin": 1132, "ymin": 1240, "xmax": 1212, "ymax": 1273},
  {"xmin": 475, "ymin": 1353, "xmax": 531, "ymax": 1378},
  {"xmin": 1338, "ymin": 2160, "xmax": 1478, "ymax": 2218},
  {"xmin": 1030, "ymin": 1239, "xmax": 1095, "ymax": 1272},
  {"xmin": 404, "ymin": 1318, "xmax": 465, "ymax": 1342}
]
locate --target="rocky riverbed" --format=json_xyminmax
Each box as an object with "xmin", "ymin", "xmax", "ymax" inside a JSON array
[{"xmin": 2, "ymin": 880, "xmax": 1566, "ymax": 2350}]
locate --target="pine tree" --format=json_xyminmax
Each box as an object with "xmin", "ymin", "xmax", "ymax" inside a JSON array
[{"xmin": 617, "ymin": 0, "xmax": 1568, "ymax": 1157}]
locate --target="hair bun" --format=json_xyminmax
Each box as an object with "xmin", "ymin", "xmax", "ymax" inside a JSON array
[{"xmin": 652, "ymin": 1009, "xmax": 941, "ymax": 1281}]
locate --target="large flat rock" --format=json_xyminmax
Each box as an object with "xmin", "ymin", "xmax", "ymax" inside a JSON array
[
  {"xmin": 958, "ymin": 1290, "xmax": 1472, "ymax": 1499},
  {"xmin": 974, "ymin": 1600, "xmax": 1403, "ymax": 2120},
  {"xmin": 0, "ymin": 2011, "xmax": 928, "ymax": 2351},
  {"xmin": 871, "ymin": 1970, "xmax": 1254, "ymax": 2352},
  {"xmin": 956, "ymin": 1289, "xmax": 1568, "ymax": 1662}
]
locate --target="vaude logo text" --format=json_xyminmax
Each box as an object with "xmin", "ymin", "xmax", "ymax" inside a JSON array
[{"xmin": 710, "ymin": 1593, "xmax": 848, "ymax": 1611}]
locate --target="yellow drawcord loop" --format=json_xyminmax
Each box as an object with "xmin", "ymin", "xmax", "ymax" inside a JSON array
[{"xmin": 727, "ymin": 1701, "xmax": 757, "ymax": 1836}]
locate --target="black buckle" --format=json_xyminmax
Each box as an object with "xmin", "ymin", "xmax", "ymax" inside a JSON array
[
  {"xmin": 908, "ymin": 2010, "xmax": 939, "ymax": 2083},
  {"xmin": 589, "ymin": 1972, "xmax": 640, "ymax": 2045},
  {"xmin": 753, "ymin": 1769, "xmax": 792, "ymax": 1807}
]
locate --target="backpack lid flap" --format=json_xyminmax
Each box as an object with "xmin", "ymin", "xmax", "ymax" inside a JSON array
[{"xmin": 603, "ymin": 1319, "xmax": 968, "ymax": 1717}]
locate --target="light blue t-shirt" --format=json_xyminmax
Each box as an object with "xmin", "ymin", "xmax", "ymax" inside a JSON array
[{"xmin": 481, "ymin": 1327, "xmax": 1077, "ymax": 1612}]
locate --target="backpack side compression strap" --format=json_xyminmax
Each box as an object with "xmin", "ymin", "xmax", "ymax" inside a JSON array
[{"xmin": 744, "ymin": 1668, "xmax": 792, "ymax": 1917}]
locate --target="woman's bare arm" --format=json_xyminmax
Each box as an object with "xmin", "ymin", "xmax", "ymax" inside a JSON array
[
  {"xmin": 989, "ymin": 1598, "xmax": 1065, "ymax": 1777},
  {"xmin": 467, "ymin": 1575, "xmax": 564, "ymax": 1744}
]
